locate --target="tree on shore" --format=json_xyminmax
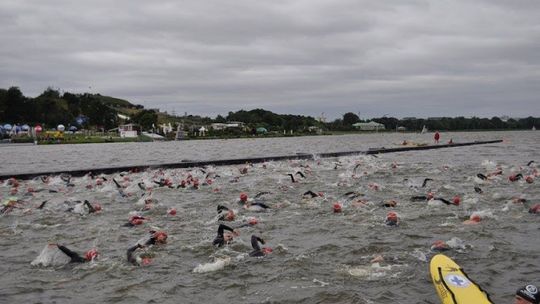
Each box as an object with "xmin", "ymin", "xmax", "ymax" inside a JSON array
[
  {"xmin": 1, "ymin": 87, "xmax": 538, "ymax": 133},
  {"xmin": 342, "ymin": 112, "xmax": 360, "ymax": 127}
]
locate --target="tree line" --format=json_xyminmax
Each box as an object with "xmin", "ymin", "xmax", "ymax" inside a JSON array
[{"xmin": 0, "ymin": 87, "xmax": 538, "ymax": 133}]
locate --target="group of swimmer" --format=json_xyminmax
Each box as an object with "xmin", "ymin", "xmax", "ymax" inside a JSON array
[
  {"xmin": 2, "ymin": 166, "xmax": 278, "ymax": 266},
  {"xmin": 1, "ymin": 152, "xmax": 539, "ymax": 302}
]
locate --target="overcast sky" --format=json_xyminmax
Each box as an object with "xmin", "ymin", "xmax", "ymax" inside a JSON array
[{"xmin": 1, "ymin": 0, "xmax": 539, "ymax": 120}]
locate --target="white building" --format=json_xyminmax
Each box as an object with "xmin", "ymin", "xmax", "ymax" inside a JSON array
[
  {"xmin": 119, "ymin": 123, "xmax": 139, "ymax": 138},
  {"xmin": 210, "ymin": 122, "xmax": 246, "ymax": 130},
  {"xmin": 352, "ymin": 121, "xmax": 385, "ymax": 131}
]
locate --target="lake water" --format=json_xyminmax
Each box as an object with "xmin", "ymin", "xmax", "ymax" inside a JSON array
[{"xmin": 0, "ymin": 131, "xmax": 538, "ymax": 303}]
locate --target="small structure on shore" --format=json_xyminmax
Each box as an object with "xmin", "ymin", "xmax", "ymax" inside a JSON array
[
  {"xmin": 256, "ymin": 127, "xmax": 268, "ymax": 134},
  {"xmin": 198, "ymin": 126, "xmax": 207, "ymax": 136},
  {"xmin": 175, "ymin": 124, "xmax": 186, "ymax": 140},
  {"xmin": 118, "ymin": 123, "xmax": 140, "ymax": 138},
  {"xmin": 353, "ymin": 121, "xmax": 385, "ymax": 131},
  {"xmin": 210, "ymin": 121, "xmax": 246, "ymax": 131}
]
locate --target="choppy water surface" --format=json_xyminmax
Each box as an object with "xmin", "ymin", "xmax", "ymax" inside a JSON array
[{"xmin": 0, "ymin": 131, "xmax": 539, "ymax": 304}]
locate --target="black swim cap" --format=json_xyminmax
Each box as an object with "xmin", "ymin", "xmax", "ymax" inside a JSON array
[{"xmin": 517, "ymin": 284, "xmax": 540, "ymax": 304}]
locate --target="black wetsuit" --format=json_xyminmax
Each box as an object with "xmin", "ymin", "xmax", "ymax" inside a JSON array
[
  {"xmin": 385, "ymin": 219, "xmax": 398, "ymax": 226},
  {"xmin": 303, "ymin": 191, "xmax": 318, "ymax": 198},
  {"xmin": 287, "ymin": 174, "xmax": 296, "ymax": 183},
  {"xmin": 37, "ymin": 200, "xmax": 48, "ymax": 209},
  {"xmin": 437, "ymin": 198, "xmax": 453, "ymax": 205},
  {"xmin": 58, "ymin": 245, "xmax": 86, "ymax": 263},
  {"xmin": 254, "ymin": 192, "xmax": 271, "ymax": 198},
  {"xmin": 144, "ymin": 234, "xmax": 160, "ymax": 246},
  {"xmin": 153, "ymin": 179, "xmax": 172, "ymax": 188},
  {"xmin": 382, "ymin": 201, "xmax": 396, "ymax": 207},
  {"xmin": 250, "ymin": 202, "xmax": 270, "ymax": 209},
  {"xmin": 61, "ymin": 174, "xmax": 74, "ymax": 187},
  {"xmin": 249, "ymin": 235, "xmax": 265, "ymax": 257},
  {"xmin": 213, "ymin": 224, "xmax": 234, "ymax": 247},
  {"xmin": 112, "ymin": 179, "xmax": 128, "ymax": 197},
  {"xmin": 410, "ymin": 196, "xmax": 454, "ymax": 205},
  {"xmin": 83, "ymin": 200, "xmax": 97, "ymax": 213},
  {"xmin": 217, "ymin": 205, "xmax": 230, "ymax": 221},
  {"xmin": 512, "ymin": 173, "xmax": 523, "ymax": 181},
  {"xmin": 127, "ymin": 244, "xmax": 143, "ymax": 265},
  {"xmin": 421, "ymin": 178, "xmax": 433, "ymax": 188}
]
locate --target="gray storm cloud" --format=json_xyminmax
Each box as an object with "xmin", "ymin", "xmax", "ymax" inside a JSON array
[{"xmin": 1, "ymin": 0, "xmax": 539, "ymax": 119}]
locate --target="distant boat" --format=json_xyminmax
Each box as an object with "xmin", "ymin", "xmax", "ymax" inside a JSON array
[{"xmin": 421, "ymin": 125, "xmax": 428, "ymax": 134}]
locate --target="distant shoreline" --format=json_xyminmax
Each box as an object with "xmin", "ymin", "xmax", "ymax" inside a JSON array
[{"xmin": 1, "ymin": 128, "xmax": 535, "ymax": 146}]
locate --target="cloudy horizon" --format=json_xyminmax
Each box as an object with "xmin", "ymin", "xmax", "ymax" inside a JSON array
[{"xmin": 2, "ymin": 0, "xmax": 539, "ymax": 120}]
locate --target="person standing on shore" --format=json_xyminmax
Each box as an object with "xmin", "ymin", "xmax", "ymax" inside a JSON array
[{"xmin": 434, "ymin": 131, "xmax": 440, "ymax": 144}]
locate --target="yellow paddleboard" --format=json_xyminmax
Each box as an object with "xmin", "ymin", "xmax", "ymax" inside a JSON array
[{"xmin": 430, "ymin": 254, "xmax": 493, "ymax": 304}]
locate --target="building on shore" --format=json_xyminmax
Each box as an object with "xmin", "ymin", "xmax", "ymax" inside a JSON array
[
  {"xmin": 118, "ymin": 123, "xmax": 140, "ymax": 138},
  {"xmin": 210, "ymin": 121, "xmax": 246, "ymax": 131},
  {"xmin": 352, "ymin": 121, "xmax": 385, "ymax": 131}
]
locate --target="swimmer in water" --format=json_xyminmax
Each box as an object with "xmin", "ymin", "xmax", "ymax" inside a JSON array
[
  {"xmin": 126, "ymin": 243, "xmax": 152, "ymax": 266},
  {"xmin": 66, "ymin": 200, "xmax": 102, "ymax": 214},
  {"xmin": 463, "ymin": 214, "xmax": 481, "ymax": 225},
  {"xmin": 287, "ymin": 174, "xmax": 297, "ymax": 183},
  {"xmin": 515, "ymin": 284, "xmax": 540, "ymax": 304},
  {"xmin": 237, "ymin": 193, "xmax": 249, "ymax": 205},
  {"xmin": 421, "ymin": 178, "xmax": 433, "ymax": 188},
  {"xmin": 123, "ymin": 215, "xmax": 147, "ymax": 227},
  {"xmin": 50, "ymin": 244, "xmax": 98, "ymax": 263},
  {"xmin": 1, "ymin": 197, "xmax": 24, "ymax": 214},
  {"xmin": 127, "ymin": 243, "xmax": 143, "ymax": 265},
  {"xmin": 435, "ymin": 197, "xmax": 458, "ymax": 206},
  {"xmin": 385, "ymin": 211, "xmax": 399, "ymax": 226},
  {"xmin": 509, "ymin": 173, "xmax": 524, "ymax": 182},
  {"xmin": 303, "ymin": 190, "xmax": 319, "ymax": 199},
  {"xmin": 145, "ymin": 230, "xmax": 168, "ymax": 246},
  {"xmin": 60, "ymin": 174, "xmax": 75, "ymax": 187},
  {"xmin": 249, "ymin": 235, "xmax": 272, "ymax": 257},
  {"xmin": 410, "ymin": 195, "xmax": 458, "ymax": 206},
  {"xmin": 430, "ymin": 240, "xmax": 450, "ymax": 252},
  {"xmin": 217, "ymin": 205, "xmax": 236, "ymax": 221},
  {"xmin": 244, "ymin": 200, "xmax": 270, "ymax": 211},
  {"xmin": 477, "ymin": 173, "xmax": 488, "ymax": 181},
  {"xmin": 83, "ymin": 200, "xmax": 102, "ymax": 213},
  {"xmin": 382, "ymin": 199, "xmax": 397, "ymax": 207},
  {"xmin": 529, "ymin": 204, "xmax": 540, "ymax": 214},
  {"xmin": 213, "ymin": 224, "xmax": 238, "ymax": 247},
  {"xmin": 153, "ymin": 178, "xmax": 173, "ymax": 188},
  {"xmin": 36, "ymin": 200, "xmax": 48, "ymax": 209},
  {"xmin": 112, "ymin": 178, "xmax": 128, "ymax": 197}
]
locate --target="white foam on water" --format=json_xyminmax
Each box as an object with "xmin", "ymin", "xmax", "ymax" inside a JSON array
[
  {"xmin": 31, "ymin": 244, "xmax": 70, "ymax": 267},
  {"xmin": 192, "ymin": 257, "xmax": 231, "ymax": 273}
]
